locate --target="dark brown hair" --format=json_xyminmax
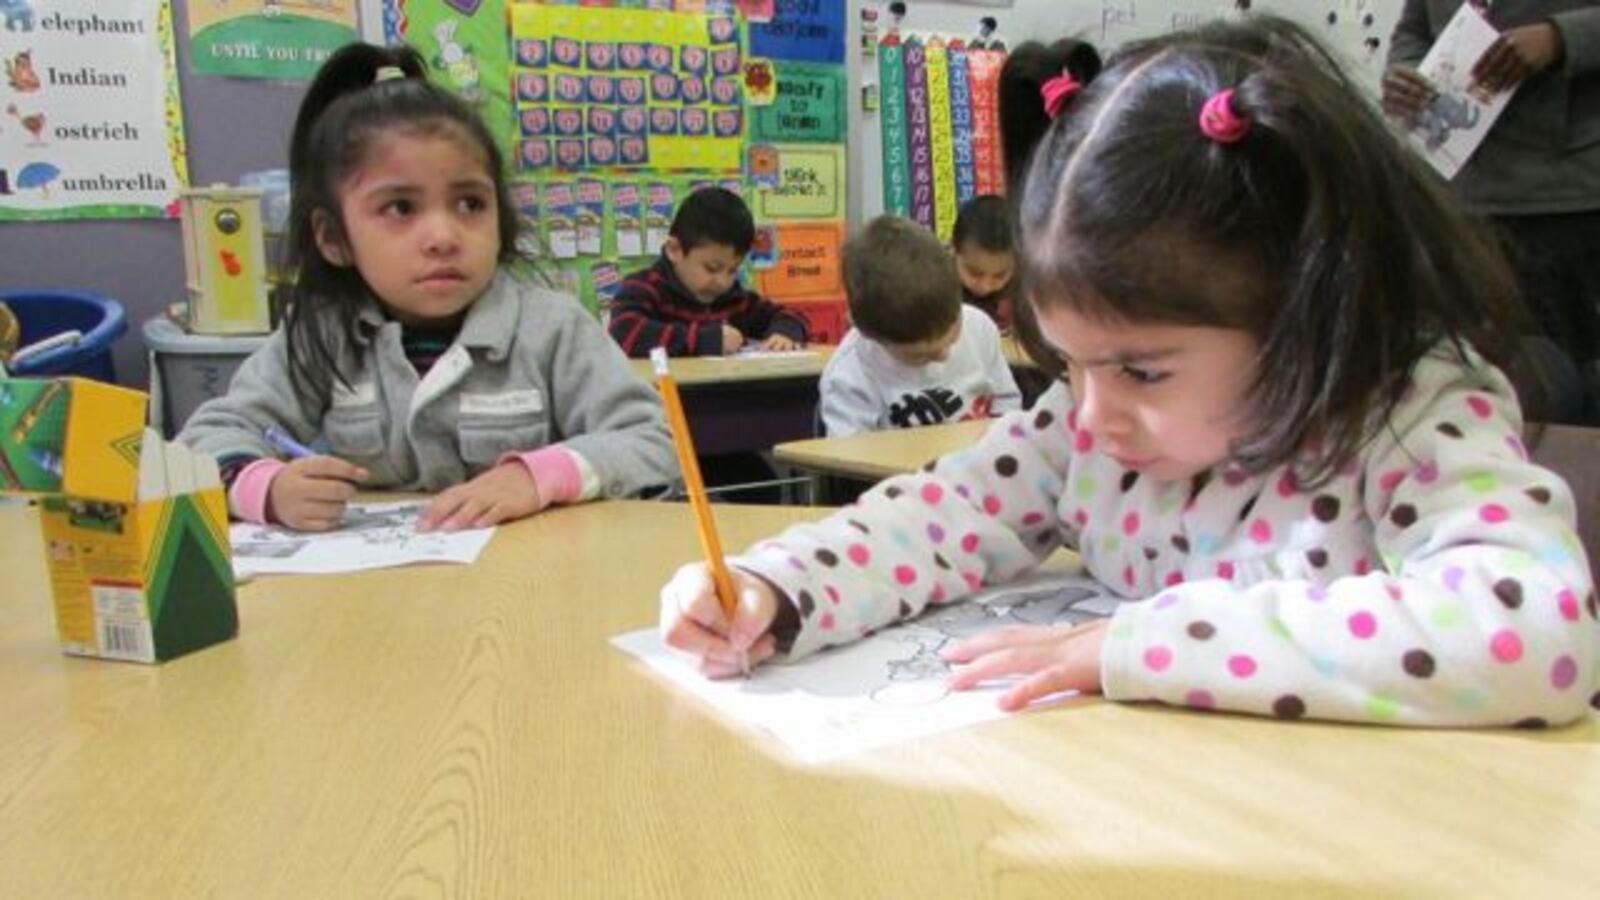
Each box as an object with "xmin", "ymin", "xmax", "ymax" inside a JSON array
[
  {"xmin": 998, "ymin": 37, "xmax": 1103, "ymax": 193},
  {"xmin": 1014, "ymin": 16, "xmax": 1524, "ymax": 485},
  {"xmin": 282, "ymin": 43, "xmax": 522, "ymax": 402},
  {"xmin": 842, "ymin": 216, "xmax": 961, "ymax": 345}
]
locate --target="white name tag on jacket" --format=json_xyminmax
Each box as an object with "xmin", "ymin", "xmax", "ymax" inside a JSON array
[
  {"xmin": 460, "ymin": 389, "xmax": 545, "ymax": 417},
  {"xmin": 331, "ymin": 380, "xmax": 378, "ymax": 408}
]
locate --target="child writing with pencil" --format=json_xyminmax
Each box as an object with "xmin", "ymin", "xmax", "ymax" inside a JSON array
[
  {"xmin": 180, "ymin": 44, "xmax": 677, "ymax": 533},
  {"xmin": 658, "ymin": 17, "xmax": 1598, "ymax": 726},
  {"xmin": 951, "ymin": 196, "xmax": 1019, "ymax": 333},
  {"xmin": 608, "ymin": 187, "xmax": 809, "ymax": 357},
  {"xmin": 820, "ymin": 215, "xmax": 1021, "ymax": 437}
]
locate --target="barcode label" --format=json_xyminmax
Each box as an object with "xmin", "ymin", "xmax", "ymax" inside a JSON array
[
  {"xmin": 97, "ymin": 620, "xmax": 152, "ymax": 662},
  {"xmin": 91, "ymin": 583, "xmax": 153, "ymax": 662}
]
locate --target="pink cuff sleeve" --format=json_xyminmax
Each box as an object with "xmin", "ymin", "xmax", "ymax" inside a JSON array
[
  {"xmin": 499, "ymin": 446, "xmax": 584, "ymax": 506},
  {"xmin": 229, "ymin": 457, "xmax": 286, "ymax": 524}
]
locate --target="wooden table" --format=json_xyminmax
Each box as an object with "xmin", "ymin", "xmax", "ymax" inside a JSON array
[
  {"xmin": 773, "ymin": 418, "xmax": 991, "ymax": 482},
  {"xmin": 2, "ymin": 500, "xmax": 1598, "ymax": 898},
  {"xmin": 628, "ymin": 348, "xmax": 834, "ymax": 456}
]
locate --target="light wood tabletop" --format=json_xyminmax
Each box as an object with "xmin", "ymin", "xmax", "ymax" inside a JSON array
[
  {"xmin": 773, "ymin": 418, "xmax": 991, "ymax": 481},
  {"xmin": 2, "ymin": 499, "xmax": 1598, "ymax": 898},
  {"xmin": 627, "ymin": 345, "xmax": 834, "ymax": 386}
]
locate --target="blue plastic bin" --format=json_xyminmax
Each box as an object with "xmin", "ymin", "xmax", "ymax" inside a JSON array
[{"xmin": 1, "ymin": 289, "xmax": 128, "ymax": 382}]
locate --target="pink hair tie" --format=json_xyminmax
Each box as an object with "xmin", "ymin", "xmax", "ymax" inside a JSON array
[
  {"xmin": 1199, "ymin": 88, "xmax": 1250, "ymax": 143},
  {"xmin": 1040, "ymin": 73, "xmax": 1081, "ymax": 120}
]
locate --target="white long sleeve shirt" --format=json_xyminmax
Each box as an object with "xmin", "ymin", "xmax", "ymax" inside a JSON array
[
  {"xmin": 820, "ymin": 305, "xmax": 1023, "ymax": 438},
  {"xmin": 739, "ymin": 344, "xmax": 1598, "ymax": 727}
]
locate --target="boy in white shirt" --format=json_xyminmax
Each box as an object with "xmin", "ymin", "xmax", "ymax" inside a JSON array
[{"xmin": 820, "ymin": 216, "xmax": 1023, "ymax": 437}]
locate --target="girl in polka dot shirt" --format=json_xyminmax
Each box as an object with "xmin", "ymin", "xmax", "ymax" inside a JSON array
[{"xmin": 659, "ymin": 17, "xmax": 1598, "ymax": 727}]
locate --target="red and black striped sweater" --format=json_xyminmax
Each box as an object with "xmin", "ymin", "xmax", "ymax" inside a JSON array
[{"xmin": 607, "ymin": 256, "xmax": 809, "ymax": 357}]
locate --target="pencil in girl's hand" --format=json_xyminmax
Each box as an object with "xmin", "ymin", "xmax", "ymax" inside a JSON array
[{"xmin": 650, "ymin": 348, "xmax": 739, "ymax": 623}]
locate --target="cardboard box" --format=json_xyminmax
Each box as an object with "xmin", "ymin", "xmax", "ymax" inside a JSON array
[{"xmin": 0, "ymin": 376, "xmax": 238, "ymax": 663}]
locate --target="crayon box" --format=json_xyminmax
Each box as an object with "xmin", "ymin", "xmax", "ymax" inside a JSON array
[{"xmin": 0, "ymin": 376, "xmax": 238, "ymax": 663}]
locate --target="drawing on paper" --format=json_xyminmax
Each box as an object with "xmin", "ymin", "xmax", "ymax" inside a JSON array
[
  {"xmin": 229, "ymin": 500, "xmax": 496, "ymax": 577},
  {"xmin": 614, "ymin": 570, "xmax": 1123, "ymax": 762},
  {"xmin": 1402, "ymin": 3, "xmax": 1515, "ymax": 179}
]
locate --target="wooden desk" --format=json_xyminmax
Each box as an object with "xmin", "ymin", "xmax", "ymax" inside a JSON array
[
  {"xmin": 628, "ymin": 348, "xmax": 834, "ymax": 455},
  {"xmin": 773, "ymin": 418, "xmax": 991, "ymax": 482},
  {"xmin": 3, "ymin": 501, "xmax": 1597, "ymax": 898}
]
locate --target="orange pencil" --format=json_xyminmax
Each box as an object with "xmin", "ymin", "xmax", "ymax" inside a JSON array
[{"xmin": 651, "ymin": 348, "xmax": 738, "ymax": 622}]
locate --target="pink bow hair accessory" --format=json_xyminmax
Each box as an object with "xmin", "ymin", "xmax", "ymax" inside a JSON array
[
  {"xmin": 1040, "ymin": 73, "xmax": 1081, "ymax": 120},
  {"xmin": 1198, "ymin": 88, "xmax": 1250, "ymax": 143}
]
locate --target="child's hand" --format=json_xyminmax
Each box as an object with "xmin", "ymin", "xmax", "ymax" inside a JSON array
[
  {"xmin": 1380, "ymin": 65, "xmax": 1435, "ymax": 122},
  {"xmin": 1473, "ymin": 23, "xmax": 1561, "ymax": 93},
  {"xmin": 267, "ymin": 456, "xmax": 368, "ymax": 532},
  {"xmin": 721, "ymin": 324, "xmax": 745, "ymax": 354},
  {"xmin": 759, "ymin": 334, "xmax": 799, "ymax": 351},
  {"xmin": 417, "ymin": 463, "xmax": 545, "ymax": 532},
  {"xmin": 659, "ymin": 562, "xmax": 780, "ymax": 678},
  {"xmin": 942, "ymin": 618, "xmax": 1108, "ymax": 712}
]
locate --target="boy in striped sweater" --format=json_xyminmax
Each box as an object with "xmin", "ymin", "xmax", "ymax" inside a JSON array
[{"xmin": 608, "ymin": 187, "xmax": 809, "ymax": 357}]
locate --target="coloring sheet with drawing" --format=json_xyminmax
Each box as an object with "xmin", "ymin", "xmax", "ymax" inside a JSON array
[
  {"xmin": 229, "ymin": 501, "xmax": 496, "ymax": 578},
  {"xmin": 613, "ymin": 569, "xmax": 1124, "ymax": 762},
  {"xmin": 1404, "ymin": 3, "xmax": 1516, "ymax": 179},
  {"xmin": 710, "ymin": 348, "xmax": 822, "ymax": 361}
]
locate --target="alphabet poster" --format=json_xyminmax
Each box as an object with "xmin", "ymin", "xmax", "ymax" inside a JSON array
[
  {"xmin": 0, "ymin": 0, "xmax": 189, "ymax": 221},
  {"xmin": 187, "ymin": 0, "xmax": 359, "ymax": 80}
]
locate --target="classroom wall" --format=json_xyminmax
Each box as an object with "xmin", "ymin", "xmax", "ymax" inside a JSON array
[
  {"xmin": 1, "ymin": 0, "xmax": 1408, "ymax": 388},
  {"xmin": 845, "ymin": 0, "xmax": 1404, "ymax": 229},
  {"xmin": 0, "ymin": 0, "xmax": 305, "ymax": 388}
]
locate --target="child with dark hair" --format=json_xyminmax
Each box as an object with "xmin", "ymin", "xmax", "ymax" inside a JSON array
[
  {"xmin": 820, "ymin": 216, "xmax": 1021, "ymax": 437},
  {"xmin": 657, "ymin": 17, "xmax": 1596, "ymax": 728},
  {"xmin": 608, "ymin": 186, "xmax": 808, "ymax": 357},
  {"xmin": 180, "ymin": 43, "xmax": 676, "ymax": 533},
  {"xmin": 998, "ymin": 37, "xmax": 1103, "ymax": 192},
  {"xmin": 951, "ymin": 194, "xmax": 1018, "ymax": 331}
]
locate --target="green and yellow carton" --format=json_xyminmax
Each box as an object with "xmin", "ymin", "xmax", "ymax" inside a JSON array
[{"xmin": 0, "ymin": 376, "xmax": 237, "ymax": 663}]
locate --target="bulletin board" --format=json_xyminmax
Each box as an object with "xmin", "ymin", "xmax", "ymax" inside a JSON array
[{"xmin": 388, "ymin": 1, "xmax": 848, "ymax": 318}]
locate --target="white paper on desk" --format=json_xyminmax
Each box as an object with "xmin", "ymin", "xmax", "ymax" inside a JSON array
[
  {"xmin": 229, "ymin": 501, "xmax": 495, "ymax": 578},
  {"xmin": 1403, "ymin": 4, "xmax": 1516, "ymax": 179},
  {"xmin": 614, "ymin": 570, "xmax": 1122, "ymax": 762},
  {"xmin": 709, "ymin": 348, "xmax": 821, "ymax": 361}
]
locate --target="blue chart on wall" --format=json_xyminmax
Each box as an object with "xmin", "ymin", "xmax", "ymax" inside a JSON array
[{"xmin": 749, "ymin": 2, "xmax": 845, "ymax": 64}]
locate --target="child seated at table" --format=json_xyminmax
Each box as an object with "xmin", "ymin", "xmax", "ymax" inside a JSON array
[
  {"xmin": 608, "ymin": 187, "xmax": 809, "ymax": 358},
  {"xmin": 819, "ymin": 216, "xmax": 1022, "ymax": 437},
  {"xmin": 953, "ymin": 195, "xmax": 1018, "ymax": 332}
]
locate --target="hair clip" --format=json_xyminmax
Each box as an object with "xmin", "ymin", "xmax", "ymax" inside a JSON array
[
  {"xmin": 374, "ymin": 65, "xmax": 406, "ymax": 84},
  {"xmin": 1199, "ymin": 88, "xmax": 1250, "ymax": 143},
  {"xmin": 1040, "ymin": 73, "xmax": 1080, "ymax": 120}
]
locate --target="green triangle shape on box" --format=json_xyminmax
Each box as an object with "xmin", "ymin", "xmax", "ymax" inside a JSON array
[{"xmin": 146, "ymin": 493, "xmax": 238, "ymax": 661}]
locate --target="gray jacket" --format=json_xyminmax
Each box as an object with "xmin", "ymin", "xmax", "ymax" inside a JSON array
[
  {"xmin": 1389, "ymin": 0, "xmax": 1600, "ymax": 214},
  {"xmin": 179, "ymin": 271, "xmax": 678, "ymax": 499}
]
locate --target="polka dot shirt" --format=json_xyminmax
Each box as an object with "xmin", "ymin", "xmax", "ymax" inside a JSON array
[{"xmin": 734, "ymin": 346, "xmax": 1599, "ymax": 726}]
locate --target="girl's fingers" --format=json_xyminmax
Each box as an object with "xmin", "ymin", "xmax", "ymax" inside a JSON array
[
  {"xmin": 997, "ymin": 665, "xmax": 1085, "ymax": 712},
  {"xmin": 941, "ymin": 624, "xmax": 1068, "ymax": 662},
  {"xmin": 945, "ymin": 644, "xmax": 1060, "ymax": 691},
  {"xmin": 472, "ymin": 502, "xmax": 511, "ymax": 529},
  {"xmin": 296, "ymin": 455, "xmax": 368, "ymax": 484},
  {"xmin": 695, "ymin": 635, "xmax": 778, "ymax": 679},
  {"xmin": 664, "ymin": 564, "xmax": 731, "ymax": 634},
  {"xmin": 441, "ymin": 496, "xmax": 489, "ymax": 531},
  {"xmin": 300, "ymin": 477, "xmax": 357, "ymax": 504},
  {"xmin": 417, "ymin": 491, "xmax": 466, "ymax": 531}
]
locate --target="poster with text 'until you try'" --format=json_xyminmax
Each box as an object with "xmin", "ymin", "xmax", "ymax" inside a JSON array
[
  {"xmin": 0, "ymin": 0, "xmax": 189, "ymax": 220},
  {"xmin": 187, "ymin": 0, "xmax": 359, "ymax": 81}
]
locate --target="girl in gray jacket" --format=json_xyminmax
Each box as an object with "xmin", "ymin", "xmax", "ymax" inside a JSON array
[{"xmin": 180, "ymin": 44, "xmax": 676, "ymax": 532}]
